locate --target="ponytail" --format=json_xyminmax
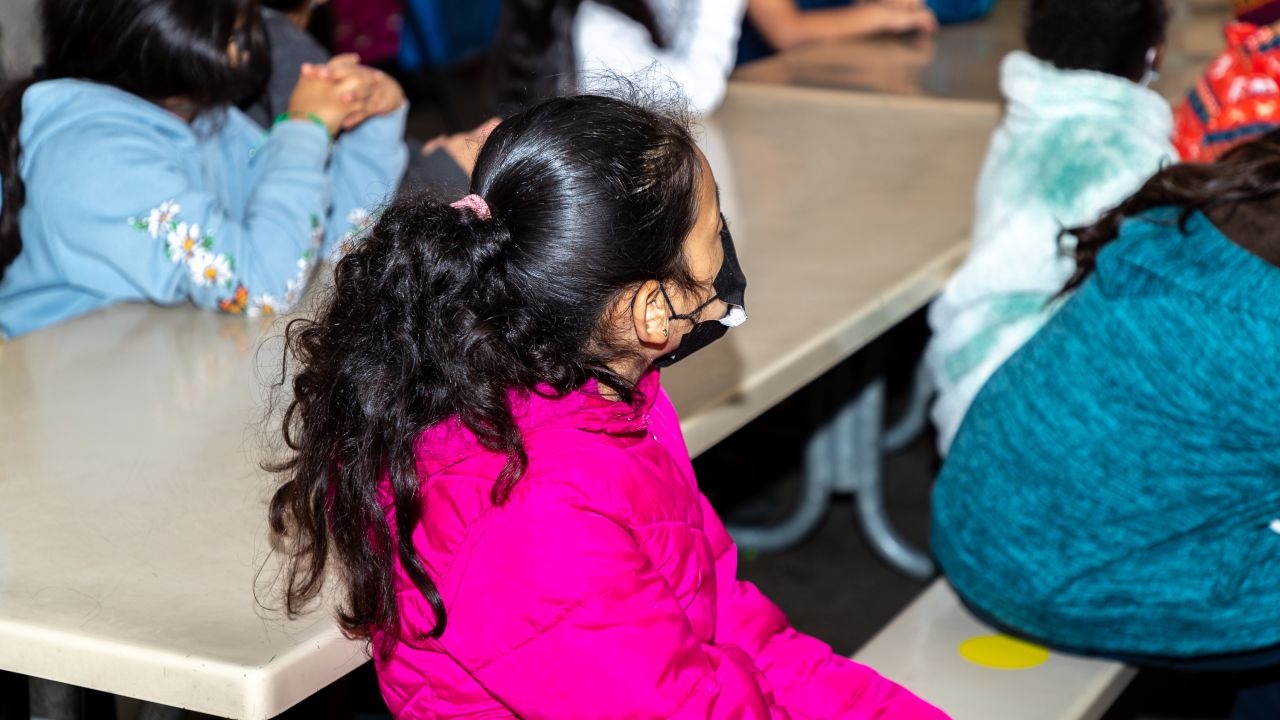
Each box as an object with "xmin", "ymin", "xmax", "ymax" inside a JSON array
[
  {"xmin": 268, "ymin": 94, "xmax": 704, "ymax": 656},
  {"xmin": 268, "ymin": 196, "xmax": 568, "ymax": 656},
  {"xmin": 0, "ymin": 78, "xmax": 35, "ymax": 282}
]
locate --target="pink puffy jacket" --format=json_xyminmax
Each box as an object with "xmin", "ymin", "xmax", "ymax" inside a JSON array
[{"xmin": 373, "ymin": 369, "xmax": 946, "ymax": 719}]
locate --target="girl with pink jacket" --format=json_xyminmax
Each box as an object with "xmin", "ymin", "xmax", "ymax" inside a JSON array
[{"xmin": 269, "ymin": 93, "xmax": 945, "ymax": 719}]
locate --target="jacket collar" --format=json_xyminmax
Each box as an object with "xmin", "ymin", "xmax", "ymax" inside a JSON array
[
  {"xmin": 566, "ymin": 367, "xmax": 661, "ymax": 436},
  {"xmin": 414, "ymin": 368, "xmax": 663, "ymax": 474}
]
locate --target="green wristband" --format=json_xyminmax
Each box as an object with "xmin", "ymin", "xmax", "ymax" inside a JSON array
[{"xmin": 274, "ymin": 111, "xmax": 331, "ymax": 141}]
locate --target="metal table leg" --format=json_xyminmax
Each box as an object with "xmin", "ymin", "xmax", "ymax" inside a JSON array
[
  {"xmin": 882, "ymin": 358, "xmax": 934, "ymax": 454},
  {"xmin": 726, "ymin": 368, "xmax": 935, "ymax": 581},
  {"xmin": 724, "ymin": 406, "xmax": 836, "ymax": 551},
  {"xmin": 725, "ymin": 372, "xmax": 853, "ymax": 550},
  {"xmin": 29, "ymin": 678, "xmax": 79, "ymax": 720},
  {"xmin": 842, "ymin": 377, "xmax": 935, "ymax": 580}
]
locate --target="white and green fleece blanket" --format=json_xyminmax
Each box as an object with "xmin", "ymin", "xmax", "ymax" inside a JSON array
[{"xmin": 926, "ymin": 50, "xmax": 1177, "ymax": 455}]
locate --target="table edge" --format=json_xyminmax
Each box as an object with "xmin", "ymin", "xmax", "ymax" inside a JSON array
[
  {"xmin": 723, "ymin": 78, "xmax": 1005, "ymax": 118},
  {"xmin": 0, "ymin": 616, "xmax": 367, "ymax": 719},
  {"xmin": 681, "ymin": 239, "xmax": 968, "ymax": 457}
]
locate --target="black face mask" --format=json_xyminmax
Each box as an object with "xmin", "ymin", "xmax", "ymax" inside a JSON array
[{"xmin": 655, "ymin": 224, "xmax": 748, "ymax": 368}]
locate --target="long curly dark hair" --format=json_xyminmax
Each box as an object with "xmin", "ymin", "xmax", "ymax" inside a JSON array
[
  {"xmin": 1063, "ymin": 129, "xmax": 1280, "ymax": 293},
  {"xmin": 267, "ymin": 93, "xmax": 704, "ymax": 657},
  {"xmin": 0, "ymin": 0, "xmax": 267, "ymax": 282}
]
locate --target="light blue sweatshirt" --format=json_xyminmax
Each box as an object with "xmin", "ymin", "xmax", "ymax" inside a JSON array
[{"xmin": 0, "ymin": 78, "xmax": 408, "ymax": 338}]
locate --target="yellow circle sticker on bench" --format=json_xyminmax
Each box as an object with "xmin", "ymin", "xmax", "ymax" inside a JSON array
[{"xmin": 958, "ymin": 634, "xmax": 1050, "ymax": 670}]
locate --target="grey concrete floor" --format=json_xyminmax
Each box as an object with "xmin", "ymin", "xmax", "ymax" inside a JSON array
[{"xmin": 696, "ymin": 385, "xmax": 936, "ymax": 658}]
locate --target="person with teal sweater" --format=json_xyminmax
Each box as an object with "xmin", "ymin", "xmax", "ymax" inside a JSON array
[
  {"xmin": 0, "ymin": 0, "xmax": 409, "ymax": 339},
  {"xmin": 932, "ymin": 132, "xmax": 1280, "ymax": 719},
  {"xmin": 925, "ymin": 0, "xmax": 1174, "ymax": 456}
]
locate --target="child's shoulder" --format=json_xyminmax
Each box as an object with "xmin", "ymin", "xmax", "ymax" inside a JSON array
[
  {"xmin": 21, "ymin": 79, "xmax": 199, "ymax": 170},
  {"xmin": 1007, "ymin": 114, "xmax": 1168, "ymax": 172},
  {"xmin": 25, "ymin": 79, "xmax": 189, "ymax": 134},
  {"xmin": 987, "ymin": 116, "xmax": 1170, "ymax": 222},
  {"xmin": 491, "ymin": 427, "xmax": 694, "ymax": 527}
]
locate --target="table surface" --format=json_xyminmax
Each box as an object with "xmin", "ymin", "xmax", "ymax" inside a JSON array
[
  {"xmin": 0, "ymin": 84, "xmax": 998, "ymax": 719},
  {"xmin": 734, "ymin": 0, "xmax": 1233, "ymax": 105},
  {"xmin": 855, "ymin": 581, "xmax": 1135, "ymax": 720}
]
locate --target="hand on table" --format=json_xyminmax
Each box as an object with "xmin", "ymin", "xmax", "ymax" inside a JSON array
[
  {"xmin": 878, "ymin": 0, "xmax": 927, "ymax": 10},
  {"xmin": 868, "ymin": 2, "xmax": 939, "ymax": 35},
  {"xmin": 422, "ymin": 117, "xmax": 502, "ymax": 176}
]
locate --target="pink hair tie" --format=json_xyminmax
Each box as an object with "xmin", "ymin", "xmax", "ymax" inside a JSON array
[{"xmin": 451, "ymin": 194, "xmax": 492, "ymax": 220}]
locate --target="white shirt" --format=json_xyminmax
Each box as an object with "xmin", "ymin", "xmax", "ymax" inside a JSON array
[{"xmin": 574, "ymin": 0, "xmax": 747, "ymax": 116}]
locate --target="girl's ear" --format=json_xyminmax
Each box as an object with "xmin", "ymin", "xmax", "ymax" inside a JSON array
[{"xmin": 632, "ymin": 279, "xmax": 670, "ymax": 346}]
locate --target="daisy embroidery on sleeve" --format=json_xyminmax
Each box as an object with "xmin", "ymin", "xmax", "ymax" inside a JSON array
[
  {"xmin": 129, "ymin": 199, "xmax": 181, "ymax": 238},
  {"xmin": 248, "ymin": 293, "xmax": 280, "ymax": 318},
  {"xmin": 189, "ymin": 249, "xmax": 234, "ymax": 288},
  {"xmin": 347, "ymin": 207, "xmax": 371, "ymax": 230},
  {"xmin": 218, "ymin": 224, "xmax": 318, "ymax": 317},
  {"xmin": 165, "ymin": 222, "xmax": 212, "ymax": 264},
  {"xmin": 139, "ymin": 200, "xmax": 181, "ymax": 238},
  {"xmin": 131, "ymin": 202, "xmax": 234, "ymax": 290}
]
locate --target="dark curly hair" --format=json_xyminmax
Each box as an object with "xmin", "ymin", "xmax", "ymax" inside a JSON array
[
  {"xmin": 267, "ymin": 93, "xmax": 705, "ymax": 657},
  {"xmin": 0, "ymin": 0, "xmax": 267, "ymax": 282},
  {"xmin": 1063, "ymin": 129, "xmax": 1280, "ymax": 293},
  {"xmin": 1025, "ymin": 0, "xmax": 1168, "ymax": 81}
]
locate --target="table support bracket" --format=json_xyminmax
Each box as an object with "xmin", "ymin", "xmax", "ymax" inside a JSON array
[{"xmin": 727, "ymin": 373, "xmax": 936, "ymax": 581}]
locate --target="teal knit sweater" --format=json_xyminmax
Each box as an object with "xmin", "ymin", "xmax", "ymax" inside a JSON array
[{"xmin": 932, "ymin": 208, "xmax": 1280, "ymax": 657}]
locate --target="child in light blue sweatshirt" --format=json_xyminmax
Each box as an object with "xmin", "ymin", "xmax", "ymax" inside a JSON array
[{"xmin": 0, "ymin": 0, "xmax": 409, "ymax": 339}]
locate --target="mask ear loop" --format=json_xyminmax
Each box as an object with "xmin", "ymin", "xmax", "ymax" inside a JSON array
[
  {"xmin": 628, "ymin": 282, "xmax": 712, "ymax": 338},
  {"xmin": 1140, "ymin": 46, "xmax": 1160, "ymax": 88},
  {"xmin": 659, "ymin": 282, "xmax": 720, "ymax": 323}
]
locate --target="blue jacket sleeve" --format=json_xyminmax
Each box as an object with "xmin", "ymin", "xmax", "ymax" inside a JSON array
[
  {"xmin": 323, "ymin": 104, "xmax": 409, "ymax": 258},
  {"xmin": 31, "ymin": 116, "xmax": 333, "ymax": 316}
]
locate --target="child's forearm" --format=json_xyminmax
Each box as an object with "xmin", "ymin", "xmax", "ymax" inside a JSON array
[{"xmin": 749, "ymin": 2, "xmax": 893, "ymax": 50}]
